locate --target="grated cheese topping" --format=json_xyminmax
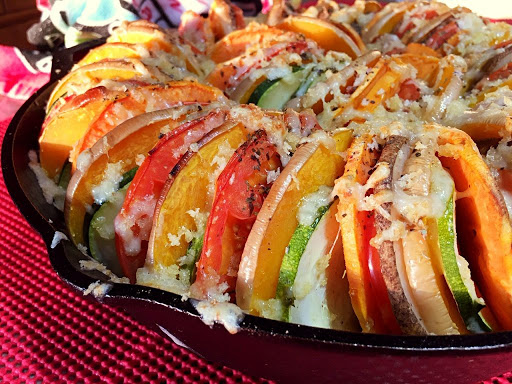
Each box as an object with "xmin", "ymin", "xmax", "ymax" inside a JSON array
[
  {"xmin": 92, "ymin": 161, "xmax": 124, "ymax": 205},
  {"xmin": 28, "ymin": 150, "xmax": 65, "ymax": 211}
]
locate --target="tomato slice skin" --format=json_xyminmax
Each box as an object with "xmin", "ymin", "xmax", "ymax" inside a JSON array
[
  {"xmin": 396, "ymin": 9, "xmax": 439, "ymax": 38},
  {"xmin": 115, "ymin": 109, "xmax": 228, "ymax": 282},
  {"xmin": 398, "ymin": 79, "xmax": 421, "ymax": 101},
  {"xmin": 425, "ymin": 20, "xmax": 459, "ymax": 50},
  {"xmin": 362, "ymin": 211, "xmax": 403, "ymax": 335},
  {"xmin": 488, "ymin": 62, "xmax": 512, "ymax": 82},
  {"xmin": 194, "ymin": 130, "xmax": 281, "ymax": 297}
]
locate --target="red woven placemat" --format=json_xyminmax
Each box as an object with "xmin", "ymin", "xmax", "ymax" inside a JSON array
[
  {"xmin": 0, "ymin": 117, "xmax": 272, "ymax": 384},
  {"xmin": 0, "ymin": 110, "xmax": 511, "ymax": 384}
]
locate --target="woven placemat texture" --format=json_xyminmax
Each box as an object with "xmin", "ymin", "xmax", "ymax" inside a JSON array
[{"xmin": 0, "ymin": 114, "xmax": 510, "ymax": 384}]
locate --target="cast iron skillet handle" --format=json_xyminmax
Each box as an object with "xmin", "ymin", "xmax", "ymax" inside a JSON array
[{"xmin": 50, "ymin": 38, "xmax": 107, "ymax": 82}]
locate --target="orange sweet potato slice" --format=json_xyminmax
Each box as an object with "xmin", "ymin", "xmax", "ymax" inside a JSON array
[
  {"xmin": 210, "ymin": 24, "xmax": 288, "ymax": 63},
  {"xmin": 39, "ymin": 87, "xmax": 124, "ymax": 179},
  {"xmin": 107, "ymin": 20, "xmax": 176, "ymax": 53},
  {"xmin": 278, "ymin": 16, "xmax": 364, "ymax": 59},
  {"xmin": 148, "ymin": 122, "xmax": 249, "ymax": 268},
  {"xmin": 69, "ymin": 81, "xmax": 223, "ymax": 172},
  {"xmin": 77, "ymin": 43, "xmax": 143, "ymax": 67},
  {"xmin": 437, "ymin": 126, "xmax": 512, "ymax": 330}
]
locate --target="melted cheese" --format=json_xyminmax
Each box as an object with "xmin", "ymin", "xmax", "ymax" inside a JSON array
[
  {"xmin": 297, "ymin": 185, "xmax": 333, "ymax": 226},
  {"xmin": 194, "ymin": 301, "xmax": 244, "ymax": 334},
  {"xmin": 28, "ymin": 150, "xmax": 65, "ymax": 210},
  {"xmin": 92, "ymin": 161, "xmax": 124, "ymax": 205}
]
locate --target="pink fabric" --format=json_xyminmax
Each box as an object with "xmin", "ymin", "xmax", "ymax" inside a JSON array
[
  {"xmin": 133, "ymin": 0, "xmax": 213, "ymax": 25},
  {"xmin": 0, "ymin": 46, "xmax": 50, "ymax": 101},
  {"xmin": 36, "ymin": 0, "xmax": 51, "ymax": 12}
]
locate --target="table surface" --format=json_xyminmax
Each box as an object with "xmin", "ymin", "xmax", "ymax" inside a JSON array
[{"xmin": 0, "ymin": 99, "xmax": 511, "ymax": 384}]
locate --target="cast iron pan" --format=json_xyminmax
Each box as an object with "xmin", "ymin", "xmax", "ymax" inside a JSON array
[{"xmin": 3, "ymin": 41, "xmax": 512, "ymax": 384}]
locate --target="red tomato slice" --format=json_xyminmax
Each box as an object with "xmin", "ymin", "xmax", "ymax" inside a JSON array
[
  {"xmin": 494, "ymin": 39, "xmax": 512, "ymax": 50},
  {"xmin": 363, "ymin": 211, "xmax": 402, "ymax": 335},
  {"xmin": 194, "ymin": 130, "xmax": 281, "ymax": 298},
  {"xmin": 398, "ymin": 79, "xmax": 421, "ymax": 101},
  {"xmin": 114, "ymin": 109, "xmax": 228, "ymax": 282},
  {"xmin": 396, "ymin": 9, "xmax": 439, "ymax": 38},
  {"xmin": 425, "ymin": 20, "xmax": 459, "ymax": 50},
  {"xmin": 488, "ymin": 62, "xmax": 512, "ymax": 82}
]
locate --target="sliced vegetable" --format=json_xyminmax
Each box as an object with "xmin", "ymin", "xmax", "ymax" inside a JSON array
[
  {"xmin": 424, "ymin": 56, "xmax": 464, "ymax": 122},
  {"xmin": 362, "ymin": 3, "xmax": 414, "ymax": 43},
  {"xmin": 276, "ymin": 204, "xmax": 329, "ymax": 319},
  {"xmin": 236, "ymin": 129, "xmax": 352, "ymax": 312},
  {"xmin": 294, "ymin": 69, "xmax": 326, "ymax": 98},
  {"xmin": 107, "ymin": 20, "xmax": 176, "ymax": 53},
  {"xmin": 401, "ymin": 223, "xmax": 461, "ymax": 335},
  {"xmin": 230, "ymin": 75, "xmax": 266, "ymax": 104},
  {"xmin": 289, "ymin": 202, "xmax": 359, "ymax": 331},
  {"xmin": 106, "ymin": 20, "xmax": 203, "ymax": 76},
  {"xmin": 361, "ymin": 211, "xmax": 402, "ymax": 334},
  {"xmin": 398, "ymin": 53, "xmax": 440, "ymax": 86},
  {"xmin": 437, "ymin": 127, "xmax": 512, "ymax": 330},
  {"xmin": 247, "ymin": 78, "xmax": 280, "ymax": 106},
  {"xmin": 336, "ymin": 135, "xmax": 386, "ymax": 333},
  {"xmin": 65, "ymin": 107, "xmax": 194, "ymax": 247},
  {"xmin": 425, "ymin": 20, "xmax": 459, "ymax": 51},
  {"xmin": 426, "ymin": 182, "xmax": 490, "ymax": 333},
  {"xmin": 182, "ymin": 235, "xmax": 205, "ymax": 285},
  {"xmin": 207, "ymin": 41, "xmax": 310, "ymax": 92},
  {"xmin": 70, "ymin": 81, "xmax": 223, "ymax": 171},
  {"xmin": 148, "ymin": 122, "xmax": 250, "ymax": 271},
  {"xmin": 250, "ymin": 67, "xmax": 311, "ymax": 110},
  {"xmin": 115, "ymin": 109, "xmax": 229, "ymax": 283},
  {"xmin": 208, "ymin": 0, "xmax": 245, "ymax": 41},
  {"xmin": 40, "ymin": 87, "xmax": 123, "ymax": 179},
  {"xmin": 194, "ymin": 130, "xmax": 281, "ymax": 297},
  {"xmin": 210, "ymin": 24, "xmax": 288, "ymax": 63},
  {"xmin": 77, "ymin": 43, "xmax": 143, "ymax": 67},
  {"xmin": 58, "ymin": 162, "xmax": 72, "ymax": 190},
  {"xmin": 277, "ymin": 16, "xmax": 365, "ymax": 59},
  {"xmin": 47, "ymin": 59, "xmax": 169, "ymax": 113},
  {"xmin": 89, "ymin": 182, "xmax": 131, "ymax": 277},
  {"xmin": 333, "ymin": 58, "xmax": 405, "ymax": 120}
]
